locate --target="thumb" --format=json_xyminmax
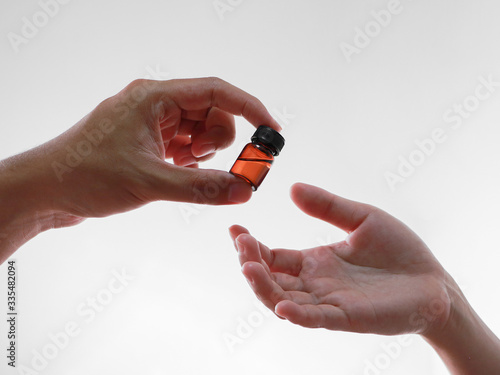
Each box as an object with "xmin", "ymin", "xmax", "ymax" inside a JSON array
[
  {"xmin": 290, "ymin": 182, "xmax": 374, "ymax": 233},
  {"xmin": 147, "ymin": 161, "xmax": 252, "ymax": 205}
]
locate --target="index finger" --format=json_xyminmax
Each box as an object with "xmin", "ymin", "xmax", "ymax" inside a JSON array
[{"xmin": 160, "ymin": 77, "xmax": 282, "ymax": 131}]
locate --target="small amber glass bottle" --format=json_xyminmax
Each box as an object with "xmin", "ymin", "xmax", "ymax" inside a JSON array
[{"xmin": 230, "ymin": 125, "xmax": 285, "ymax": 191}]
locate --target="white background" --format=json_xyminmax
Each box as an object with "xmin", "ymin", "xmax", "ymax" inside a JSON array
[{"xmin": 1, "ymin": 0, "xmax": 500, "ymax": 374}]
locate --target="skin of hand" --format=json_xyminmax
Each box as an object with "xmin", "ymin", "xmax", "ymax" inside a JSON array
[
  {"xmin": 229, "ymin": 182, "xmax": 500, "ymax": 375},
  {"xmin": 0, "ymin": 77, "xmax": 281, "ymax": 263}
]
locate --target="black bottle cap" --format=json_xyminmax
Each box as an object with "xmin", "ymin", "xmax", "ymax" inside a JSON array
[{"xmin": 251, "ymin": 125, "xmax": 285, "ymax": 156}]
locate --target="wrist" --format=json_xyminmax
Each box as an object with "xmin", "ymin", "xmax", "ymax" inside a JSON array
[
  {"xmin": 0, "ymin": 148, "xmax": 62, "ymax": 262},
  {"xmin": 422, "ymin": 274, "xmax": 471, "ymax": 345},
  {"xmin": 423, "ymin": 273, "xmax": 500, "ymax": 374}
]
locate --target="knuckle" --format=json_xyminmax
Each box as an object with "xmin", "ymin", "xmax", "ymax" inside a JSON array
[
  {"xmin": 207, "ymin": 76, "xmax": 223, "ymax": 86},
  {"xmin": 126, "ymin": 79, "xmax": 147, "ymax": 90},
  {"xmin": 206, "ymin": 77, "xmax": 227, "ymax": 97}
]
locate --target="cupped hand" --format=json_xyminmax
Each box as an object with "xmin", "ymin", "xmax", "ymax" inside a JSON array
[
  {"xmin": 229, "ymin": 183, "xmax": 452, "ymax": 336},
  {"xmin": 37, "ymin": 77, "xmax": 280, "ymax": 221}
]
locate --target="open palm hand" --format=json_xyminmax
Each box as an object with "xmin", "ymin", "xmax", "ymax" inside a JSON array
[{"xmin": 229, "ymin": 183, "xmax": 451, "ymax": 336}]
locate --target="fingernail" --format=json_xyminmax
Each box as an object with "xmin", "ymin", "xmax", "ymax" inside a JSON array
[
  {"xmin": 244, "ymin": 273, "xmax": 254, "ymax": 285},
  {"xmin": 274, "ymin": 305, "xmax": 285, "ymax": 319},
  {"xmin": 272, "ymin": 119, "xmax": 283, "ymax": 132},
  {"xmin": 196, "ymin": 143, "xmax": 216, "ymax": 158},
  {"xmin": 228, "ymin": 182, "xmax": 252, "ymax": 204},
  {"xmin": 235, "ymin": 238, "xmax": 245, "ymax": 254}
]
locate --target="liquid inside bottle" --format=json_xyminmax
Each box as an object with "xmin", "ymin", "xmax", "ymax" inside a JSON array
[
  {"xmin": 230, "ymin": 144, "xmax": 274, "ymax": 191},
  {"xmin": 229, "ymin": 125, "xmax": 284, "ymax": 191}
]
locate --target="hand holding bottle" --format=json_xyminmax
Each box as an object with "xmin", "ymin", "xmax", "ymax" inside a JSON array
[{"xmin": 0, "ymin": 77, "xmax": 281, "ymax": 263}]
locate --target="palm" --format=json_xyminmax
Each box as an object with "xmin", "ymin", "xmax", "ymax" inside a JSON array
[
  {"xmin": 294, "ymin": 242, "xmax": 440, "ymax": 335},
  {"xmin": 229, "ymin": 183, "xmax": 450, "ymax": 336}
]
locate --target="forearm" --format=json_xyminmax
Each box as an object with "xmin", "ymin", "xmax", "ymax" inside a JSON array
[
  {"xmin": 424, "ymin": 276, "xmax": 500, "ymax": 374},
  {"xmin": 0, "ymin": 148, "xmax": 60, "ymax": 264}
]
